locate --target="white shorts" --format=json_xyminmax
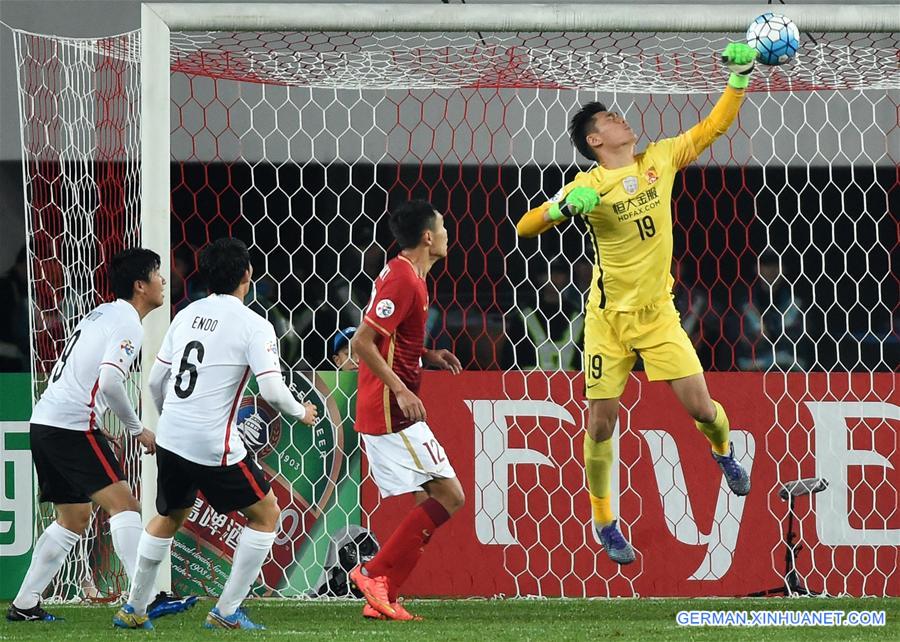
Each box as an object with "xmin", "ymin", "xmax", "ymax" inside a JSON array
[{"xmin": 361, "ymin": 421, "xmax": 457, "ymax": 498}]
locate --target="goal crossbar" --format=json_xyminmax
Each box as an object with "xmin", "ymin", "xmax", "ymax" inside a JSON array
[{"xmin": 145, "ymin": 3, "xmax": 900, "ymax": 33}]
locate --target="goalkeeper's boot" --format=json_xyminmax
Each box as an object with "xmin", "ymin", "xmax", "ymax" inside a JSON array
[
  {"xmin": 349, "ymin": 565, "xmax": 396, "ymax": 619},
  {"xmin": 362, "ymin": 603, "xmax": 386, "ymax": 620},
  {"xmin": 713, "ymin": 443, "xmax": 751, "ymax": 496},
  {"xmin": 113, "ymin": 604, "xmax": 154, "ymax": 630},
  {"xmin": 147, "ymin": 591, "xmax": 199, "ymax": 619},
  {"xmin": 6, "ymin": 602, "xmax": 61, "ymax": 622},
  {"xmin": 204, "ymin": 606, "xmax": 266, "ymax": 630},
  {"xmin": 388, "ymin": 600, "xmax": 423, "ymax": 622},
  {"xmin": 594, "ymin": 519, "xmax": 636, "ymax": 565}
]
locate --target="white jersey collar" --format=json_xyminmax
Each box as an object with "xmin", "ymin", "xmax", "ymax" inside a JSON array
[
  {"xmin": 208, "ymin": 292, "xmax": 245, "ymax": 306},
  {"xmin": 113, "ymin": 298, "xmax": 141, "ymax": 323}
]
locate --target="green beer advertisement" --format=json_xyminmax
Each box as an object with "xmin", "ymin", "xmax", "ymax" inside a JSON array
[
  {"xmin": 0, "ymin": 374, "xmax": 35, "ymax": 600},
  {"xmin": 171, "ymin": 370, "xmax": 361, "ymax": 596}
]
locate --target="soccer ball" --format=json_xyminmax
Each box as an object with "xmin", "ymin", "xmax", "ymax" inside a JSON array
[{"xmin": 746, "ymin": 13, "xmax": 800, "ymax": 65}]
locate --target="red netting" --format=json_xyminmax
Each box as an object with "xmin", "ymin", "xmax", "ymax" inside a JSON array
[
  {"xmin": 168, "ymin": 77, "xmax": 897, "ymax": 373},
  {"xmin": 12, "ymin": 26, "xmax": 899, "ymax": 601},
  {"xmin": 14, "ymin": 30, "xmax": 142, "ymax": 602},
  {"xmin": 18, "ymin": 33, "xmax": 141, "ymax": 376},
  {"xmin": 168, "ymin": 31, "xmax": 900, "ymax": 92}
]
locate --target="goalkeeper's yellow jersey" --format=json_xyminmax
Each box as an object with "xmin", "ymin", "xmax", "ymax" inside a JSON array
[
  {"xmin": 538, "ymin": 86, "xmax": 745, "ymax": 311},
  {"xmin": 552, "ymin": 136, "xmax": 688, "ymax": 311}
]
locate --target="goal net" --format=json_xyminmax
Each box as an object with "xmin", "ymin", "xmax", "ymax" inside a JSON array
[
  {"xmin": 11, "ymin": 4, "xmax": 898, "ymax": 600},
  {"xmin": 13, "ymin": 29, "xmax": 142, "ymax": 601}
]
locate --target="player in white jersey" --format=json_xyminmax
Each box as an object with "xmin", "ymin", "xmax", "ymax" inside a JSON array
[
  {"xmin": 8, "ymin": 249, "xmax": 163, "ymax": 623},
  {"xmin": 114, "ymin": 238, "xmax": 317, "ymax": 631}
]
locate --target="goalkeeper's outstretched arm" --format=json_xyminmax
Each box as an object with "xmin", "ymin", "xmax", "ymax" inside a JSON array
[
  {"xmin": 516, "ymin": 204, "xmax": 562, "ymax": 238},
  {"xmin": 677, "ymin": 42, "xmax": 758, "ymax": 168}
]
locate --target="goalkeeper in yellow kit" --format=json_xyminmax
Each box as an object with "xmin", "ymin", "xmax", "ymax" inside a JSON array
[{"xmin": 516, "ymin": 43, "xmax": 756, "ymax": 564}]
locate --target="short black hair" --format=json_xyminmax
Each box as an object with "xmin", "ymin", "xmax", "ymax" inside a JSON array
[
  {"xmin": 569, "ymin": 101, "xmax": 608, "ymax": 162},
  {"xmin": 109, "ymin": 248, "xmax": 161, "ymax": 300},
  {"xmin": 199, "ymin": 238, "xmax": 251, "ymax": 294},
  {"xmin": 388, "ymin": 200, "xmax": 438, "ymax": 249}
]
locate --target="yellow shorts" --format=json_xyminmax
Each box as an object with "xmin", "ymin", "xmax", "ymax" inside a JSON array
[{"xmin": 583, "ymin": 298, "xmax": 703, "ymax": 399}]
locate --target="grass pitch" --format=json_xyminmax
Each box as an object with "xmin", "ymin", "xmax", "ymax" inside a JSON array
[{"xmin": 1, "ymin": 597, "xmax": 897, "ymax": 641}]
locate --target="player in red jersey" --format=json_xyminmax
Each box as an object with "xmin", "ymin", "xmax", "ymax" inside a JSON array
[{"xmin": 349, "ymin": 200, "xmax": 464, "ymax": 621}]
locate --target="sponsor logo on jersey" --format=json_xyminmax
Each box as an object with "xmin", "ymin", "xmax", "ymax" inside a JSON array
[
  {"xmin": 645, "ymin": 167, "xmax": 658, "ymax": 184},
  {"xmin": 622, "ymin": 176, "xmax": 639, "ymax": 194},
  {"xmin": 265, "ymin": 340, "xmax": 279, "ymax": 355},
  {"xmin": 375, "ymin": 299, "xmax": 395, "ymax": 318},
  {"xmin": 119, "ymin": 339, "xmax": 135, "ymax": 356},
  {"xmin": 612, "ymin": 185, "xmax": 660, "ymax": 220}
]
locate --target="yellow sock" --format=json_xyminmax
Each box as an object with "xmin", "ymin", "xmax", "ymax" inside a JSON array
[
  {"xmin": 590, "ymin": 495, "xmax": 614, "ymax": 526},
  {"xmin": 695, "ymin": 399, "xmax": 730, "ymax": 456},
  {"xmin": 583, "ymin": 432, "xmax": 615, "ymax": 525}
]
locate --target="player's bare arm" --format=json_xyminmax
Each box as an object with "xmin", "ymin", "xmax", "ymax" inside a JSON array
[
  {"xmin": 134, "ymin": 430, "xmax": 157, "ymax": 455},
  {"xmin": 299, "ymin": 402, "xmax": 317, "ymax": 425},
  {"xmin": 352, "ymin": 322, "xmax": 426, "ymax": 422},
  {"xmin": 423, "ymin": 348, "xmax": 462, "ymax": 374}
]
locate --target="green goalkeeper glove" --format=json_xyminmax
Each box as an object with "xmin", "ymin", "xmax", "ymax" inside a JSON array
[
  {"xmin": 549, "ymin": 186, "xmax": 600, "ymax": 220},
  {"xmin": 722, "ymin": 42, "xmax": 758, "ymax": 89}
]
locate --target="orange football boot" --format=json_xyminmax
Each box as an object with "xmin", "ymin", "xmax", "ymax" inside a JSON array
[
  {"xmin": 349, "ymin": 566, "xmax": 396, "ymax": 618},
  {"xmin": 388, "ymin": 601, "xmax": 423, "ymax": 622},
  {"xmin": 362, "ymin": 603, "xmax": 385, "ymax": 620}
]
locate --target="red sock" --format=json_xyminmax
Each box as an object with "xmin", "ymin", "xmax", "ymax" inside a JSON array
[
  {"xmin": 364, "ymin": 498, "xmax": 450, "ymax": 599},
  {"xmin": 387, "ymin": 500, "xmax": 449, "ymax": 601},
  {"xmin": 386, "ymin": 544, "xmax": 423, "ymax": 602}
]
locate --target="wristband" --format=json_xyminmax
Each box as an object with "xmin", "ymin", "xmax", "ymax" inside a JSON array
[
  {"xmin": 548, "ymin": 202, "xmax": 573, "ymax": 221},
  {"xmin": 728, "ymin": 72, "xmax": 750, "ymax": 89}
]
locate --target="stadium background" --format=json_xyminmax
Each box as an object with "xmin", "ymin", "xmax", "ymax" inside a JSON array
[{"xmin": 0, "ymin": 1, "xmax": 895, "ymax": 374}]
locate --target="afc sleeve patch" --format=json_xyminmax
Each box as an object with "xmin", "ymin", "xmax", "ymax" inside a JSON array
[{"xmin": 374, "ymin": 299, "xmax": 395, "ymax": 318}]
